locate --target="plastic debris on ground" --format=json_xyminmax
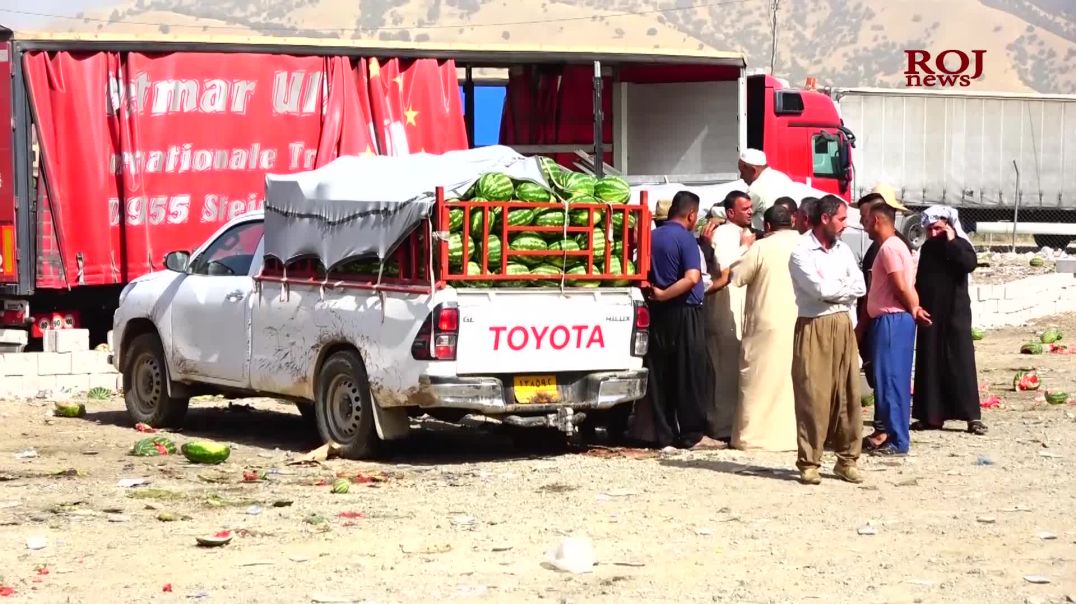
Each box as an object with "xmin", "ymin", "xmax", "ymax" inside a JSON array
[{"xmin": 544, "ymin": 535, "xmax": 596, "ymax": 574}]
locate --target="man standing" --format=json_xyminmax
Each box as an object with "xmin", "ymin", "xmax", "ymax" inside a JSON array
[
  {"xmin": 863, "ymin": 201, "xmax": 930, "ymax": 457},
  {"xmin": 796, "ymin": 197, "xmax": 820, "ymax": 234},
  {"xmin": 788, "ymin": 196, "xmax": 866, "ymax": 484},
  {"xmin": 737, "ymin": 148, "xmax": 795, "ymax": 232},
  {"xmin": 912, "ymin": 206, "xmax": 986, "ymax": 435},
  {"xmin": 706, "ymin": 190, "xmax": 755, "ymax": 441},
  {"xmin": 729, "ymin": 204, "xmax": 800, "ymax": 452},
  {"xmin": 645, "ymin": 191, "xmax": 723, "ymax": 450}
]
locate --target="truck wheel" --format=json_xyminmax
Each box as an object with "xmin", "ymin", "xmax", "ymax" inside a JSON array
[
  {"xmin": 1033, "ymin": 234, "xmax": 1073, "ymax": 250},
  {"xmin": 123, "ymin": 333, "xmax": 190, "ymax": 428},
  {"xmin": 314, "ymin": 350, "xmax": 379, "ymax": 459},
  {"xmin": 900, "ymin": 212, "xmax": 926, "ymax": 249}
]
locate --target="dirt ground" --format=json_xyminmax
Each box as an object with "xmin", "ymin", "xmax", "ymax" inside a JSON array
[{"xmin": 1, "ymin": 315, "xmax": 1075, "ymax": 604}]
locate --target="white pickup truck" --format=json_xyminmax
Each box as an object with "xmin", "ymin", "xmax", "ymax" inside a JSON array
[{"xmin": 111, "ymin": 148, "xmax": 650, "ymax": 458}]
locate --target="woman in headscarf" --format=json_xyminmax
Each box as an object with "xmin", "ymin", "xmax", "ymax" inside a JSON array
[{"xmin": 911, "ymin": 206, "xmax": 987, "ymax": 435}]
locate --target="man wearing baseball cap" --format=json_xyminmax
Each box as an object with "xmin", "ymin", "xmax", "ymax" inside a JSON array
[{"xmin": 738, "ymin": 148, "xmax": 795, "ymax": 232}]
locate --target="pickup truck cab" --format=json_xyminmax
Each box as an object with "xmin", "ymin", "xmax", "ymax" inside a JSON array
[{"xmin": 112, "ymin": 210, "xmax": 650, "ymax": 459}]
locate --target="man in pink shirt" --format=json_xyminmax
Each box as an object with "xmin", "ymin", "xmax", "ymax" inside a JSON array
[{"xmin": 864, "ymin": 201, "xmax": 931, "ymax": 456}]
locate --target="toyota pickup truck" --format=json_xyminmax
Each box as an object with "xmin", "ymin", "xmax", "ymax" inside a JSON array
[{"xmin": 111, "ymin": 147, "xmax": 651, "ymax": 458}]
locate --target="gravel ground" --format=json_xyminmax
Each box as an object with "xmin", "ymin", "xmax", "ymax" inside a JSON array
[{"xmin": 0, "ymin": 315, "xmax": 1074, "ymax": 604}]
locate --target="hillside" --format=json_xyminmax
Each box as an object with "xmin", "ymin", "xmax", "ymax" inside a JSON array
[{"xmin": 4, "ymin": 0, "xmax": 1075, "ymax": 93}]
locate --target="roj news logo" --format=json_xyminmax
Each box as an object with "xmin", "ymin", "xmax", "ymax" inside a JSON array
[{"xmin": 904, "ymin": 49, "xmax": 986, "ymax": 87}]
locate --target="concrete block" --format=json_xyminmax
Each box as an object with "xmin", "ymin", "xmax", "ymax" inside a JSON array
[
  {"xmin": 88, "ymin": 372, "xmax": 119, "ymax": 392},
  {"xmin": 1055, "ymin": 258, "xmax": 1076, "ymax": 274},
  {"xmin": 36, "ymin": 352, "xmax": 73, "ymax": 376},
  {"xmin": 54, "ymin": 374, "xmax": 91, "ymax": 394},
  {"xmin": 44, "ymin": 329, "xmax": 90, "ymax": 353},
  {"xmin": 0, "ymin": 376, "xmax": 24, "ymax": 399},
  {"xmin": 69, "ymin": 350, "xmax": 116, "ymax": 375},
  {"xmin": 0, "ymin": 352, "xmax": 37, "ymax": 376},
  {"xmin": 0, "ymin": 329, "xmax": 28, "ymax": 353},
  {"xmin": 21, "ymin": 374, "xmax": 56, "ymax": 397}
]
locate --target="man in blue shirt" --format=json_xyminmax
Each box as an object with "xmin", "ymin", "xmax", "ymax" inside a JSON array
[{"xmin": 646, "ymin": 191, "xmax": 722, "ymax": 449}]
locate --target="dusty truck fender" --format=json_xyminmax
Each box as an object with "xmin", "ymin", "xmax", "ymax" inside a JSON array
[{"xmin": 372, "ymin": 404, "xmax": 410, "ymax": 440}]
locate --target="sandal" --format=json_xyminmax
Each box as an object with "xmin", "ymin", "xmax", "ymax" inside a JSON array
[
  {"xmin": 910, "ymin": 421, "xmax": 943, "ymax": 431},
  {"xmin": 967, "ymin": 420, "xmax": 988, "ymax": 436},
  {"xmin": 862, "ymin": 431, "xmax": 888, "ymax": 452},
  {"xmin": 869, "ymin": 443, "xmax": 908, "ymax": 457}
]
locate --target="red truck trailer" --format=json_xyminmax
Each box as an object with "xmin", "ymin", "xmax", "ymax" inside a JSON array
[{"xmin": 0, "ymin": 27, "xmax": 848, "ymax": 351}]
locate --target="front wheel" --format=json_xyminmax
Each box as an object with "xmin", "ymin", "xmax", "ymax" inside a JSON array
[
  {"xmin": 314, "ymin": 350, "xmax": 380, "ymax": 459},
  {"xmin": 123, "ymin": 333, "xmax": 190, "ymax": 428}
]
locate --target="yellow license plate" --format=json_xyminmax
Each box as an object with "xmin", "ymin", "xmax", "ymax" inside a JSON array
[{"xmin": 513, "ymin": 375, "xmax": 560, "ymax": 404}]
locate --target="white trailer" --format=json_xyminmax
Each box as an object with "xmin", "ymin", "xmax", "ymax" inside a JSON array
[{"xmin": 833, "ymin": 87, "xmax": 1076, "ymax": 249}]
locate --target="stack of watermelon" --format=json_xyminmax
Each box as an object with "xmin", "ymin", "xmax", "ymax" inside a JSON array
[{"xmin": 446, "ymin": 158, "xmax": 638, "ymax": 288}]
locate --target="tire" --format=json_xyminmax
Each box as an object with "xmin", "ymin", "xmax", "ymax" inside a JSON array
[
  {"xmin": 314, "ymin": 350, "xmax": 380, "ymax": 459},
  {"xmin": 1033, "ymin": 234, "xmax": 1073, "ymax": 250},
  {"xmin": 900, "ymin": 212, "xmax": 926, "ymax": 249},
  {"xmin": 123, "ymin": 332, "xmax": 190, "ymax": 428}
]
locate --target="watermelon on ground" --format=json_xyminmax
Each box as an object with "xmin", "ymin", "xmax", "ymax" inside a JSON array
[
  {"xmin": 594, "ymin": 176, "xmax": 631, "ymax": 203},
  {"xmin": 477, "ymin": 172, "xmax": 515, "ymax": 201},
  {"xmin": 1013, "ymin": 370, "xmax": 1040, "ymax": 391},
  {"xmin": 971, "ymin": 327, "xmax": 985, "ymax": 341},
  {"xmin": 1040, "ymin": 328, "xmax": 1063, "ymax": 344},
  {"xmin": 1020, "ymin": 342, "xmax": 1044, "ymax": 355},
  {"xmin": 1045, "ymin": 391, "xmax": 1070, "ymax": 405}
]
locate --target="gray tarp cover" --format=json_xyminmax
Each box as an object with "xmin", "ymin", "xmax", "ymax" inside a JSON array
[{"xmin": 263, "ymin": 145, "xmax": 548, "ymax": 269}]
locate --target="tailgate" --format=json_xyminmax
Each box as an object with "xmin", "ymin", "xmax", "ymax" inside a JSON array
[{"xmin": 454, "ymin": 289, "xmax": 642, "ymax": 375}]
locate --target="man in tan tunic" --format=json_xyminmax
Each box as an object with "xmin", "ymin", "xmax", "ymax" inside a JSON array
[
  {"xmin": 730, "ymin": 203, "xmax": 800, "ymax": 451},
  {"xmin": 706, "ymin": 190, "xmax": 755, "ymax": 440}
]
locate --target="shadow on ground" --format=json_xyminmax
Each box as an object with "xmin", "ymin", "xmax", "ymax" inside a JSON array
[
  {"xmin": 83, "ymin": 401, "xmax": 588, "ymax": 466},
  {"xmin": 660, "ymin": 457, "xmax": 803, "ymax": 483}
]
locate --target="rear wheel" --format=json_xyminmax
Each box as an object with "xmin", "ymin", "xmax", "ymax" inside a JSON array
[
  {"xmin": 314, "ymin": 350, "xmax": 379, "ymax": 459},
  {"xmin": 123, "ymin": 333, "xmax": 190, "ymax": 428},
  {"xmin": 1033, "ymin": 234, "xmax": 1073, "ymax": 250},
  {"xmin": 900, "ymin": 212, "xmax": 925, "ymax": 249}
]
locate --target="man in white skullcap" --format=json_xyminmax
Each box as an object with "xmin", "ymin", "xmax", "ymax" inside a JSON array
[{"xmin": 738, "ymin": 149, "xmax": 795, "ymax": 232}]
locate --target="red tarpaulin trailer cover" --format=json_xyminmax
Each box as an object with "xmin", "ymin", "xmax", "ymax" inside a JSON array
[{"xmin": 22, "ymin": 51, "xmax": 467, "ymax": 289}]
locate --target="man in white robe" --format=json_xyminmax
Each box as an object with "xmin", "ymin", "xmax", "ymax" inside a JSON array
[
  {"xmin": 738, "ymin": 148, "xmax": 795, "ymax": 232},
  {"xmin": 730, "ymin": 203, "xmax": 801, "ymax": 451}
]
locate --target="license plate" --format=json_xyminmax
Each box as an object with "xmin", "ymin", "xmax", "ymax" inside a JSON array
[{"xmin": 513, "ymin": 375, "xmax": 560, "ymax": 404}]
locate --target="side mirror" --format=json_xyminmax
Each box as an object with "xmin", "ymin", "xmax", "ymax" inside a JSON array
[{"xmin": 164, "ymin": 251, "xmax": 191, "ymax": 272}]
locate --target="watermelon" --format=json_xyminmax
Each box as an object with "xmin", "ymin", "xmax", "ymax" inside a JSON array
[
  {"xmin": 1013, "ymin": 370, "xmax": 1040, "ymax": 392},
  {"xmin": 505, "ymin": 207, "xmax": 536, "ymax": 228},
  {"xmin": 612, "ymin": 240, "xmax": 624, "ymax": 259},
  {"xmin": 861, "ymin": 392, "xmax": 875, "ymax": 407},
  {"xmin": 451, "ymin": 261, "xmax": 490, "ymax": 288},
  {"xmin": 1045, "ymin": 391, "xmax": 1070, "ymax": 405},
  {"xmin": 476, "ymin": 172, "xmax": 515, "ymax": 201},
  {"xmin": 515, "ymin": 181, "xmax": 552, "ymax": 202},
  {"xmin": 1040, "ymin": 328, "xmax": 1063, "ymax": 344},
  {"xmin": 594, "ymin": 176, "xmax": 631, "ymax": 203},
  {"xmin": 547, "ymin": 239, "xmax": 584, "ymax": 269},
  {"xmin": 447, "ymin": 232, "xmax": 475, "ymax": 267},
  {"xmin": 1029, "ymin": 255, "xmax": 1045, "ymax": 267},
  {"xmin": 603, "ymin": 257, "xmax": 636, "ymax": 287},
  {"xmin": 131, "ymin": 436, "xmax": 177, "ymax": 457},
  {"xmin": 181, "ymin": 441, "xmax": 231, "ymax": 464},
  {"xmin": 971, "ymin": 327, "xmax": 985, "ymax": 341},
  {"xmin": 509, "ymin": 234, "xmax": 548, "ymax": 267},
  {"xmin": 502, "ymin": 262, "xmax": 531, "ymax": 287},
  {"xmin": 331, "ymin": 478, "xmax": 351, "ymax": 494},
  {"xmin": 535, "ymin": 210, "xmax": 568, "ymax": 228},
  {"xmin": 468, "ymin": 201, "xmax": 500, "ymax": 236},
  {"xmin": 605, "ymin": 208, "xmax": 638, "ymax": 231},
  {"xmin": 576, "ymin": 228, "xmax": 608, "ymax": 259},
  {"xmin": 569, "ymin": 196, "xmax": 604, "ymax": 226},
  {"xmin": 529, "ymin": 263, "xmax": 564, "ymax": 287},
  {"xmin": 54, "ymin": 402, "xmax": 86, "ymax": 418},
  {"xmin": 566, "ymin": 265, "xmax": 600, "ymax": 288},
  {"xmin": 479, "ymin": 234, "xmax": 503, "ymax": 267},
  {"xmin": 559, "ymin": 172, "xmax": 596, "ymax": 197},
  {"xmin": 538, "ymin": 156, "xmax": 566, "ymax": 190},
  {"xmin": 1020, "ymin": 342, "xmax": 1044, "ymax": 355},
  {"xmin": 447, "ymin": 205, "xmax": 464, "ymax": 231}
]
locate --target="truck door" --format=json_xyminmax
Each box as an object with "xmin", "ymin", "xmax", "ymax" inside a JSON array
[
  {"xmin": 169, "ymin": 220, "xmax": 263, "ymax": 385},
  {"xmin": 807, "ymin": 129, "xmax": 850, "ymax": 197}
]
